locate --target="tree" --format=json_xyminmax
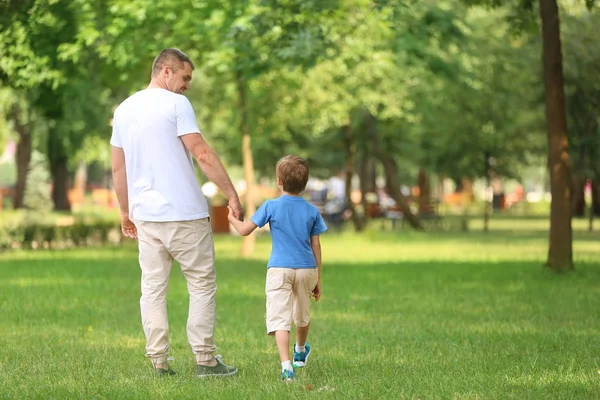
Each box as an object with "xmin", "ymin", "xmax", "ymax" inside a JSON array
[
  {"xmin": 0, "ymin": 1, "xmax": 116, "ymax": 210},
  {"xmin": 462, "ymin": 0, "xmax": 596, "ymax": 272},
  {"xmin": 562, "ymin": 10, "xmax": 600, "ymax": 227}
]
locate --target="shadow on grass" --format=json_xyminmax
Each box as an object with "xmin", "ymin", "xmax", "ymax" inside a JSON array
[{"xmin": 1, "ymin": 256, "xmax": 599, "ymax": 399}]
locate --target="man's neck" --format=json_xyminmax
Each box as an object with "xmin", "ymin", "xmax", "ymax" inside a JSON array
[{"xmin": 147, "ymin": 79, "xmax": 167, "ymax": 90}]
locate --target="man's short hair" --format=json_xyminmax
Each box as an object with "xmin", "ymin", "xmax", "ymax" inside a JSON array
[
  {"xmin": 152, "ymin": 48, "xmax": 195, "ymax": 76},
  {"xmin": 276, "ymin": 155, "xmax": 310, "ymax": 194}
]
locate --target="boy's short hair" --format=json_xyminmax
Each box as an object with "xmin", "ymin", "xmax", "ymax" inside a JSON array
[{"xmin": 276, "ymin": 155, "xmax": 309, "ymax": 194}]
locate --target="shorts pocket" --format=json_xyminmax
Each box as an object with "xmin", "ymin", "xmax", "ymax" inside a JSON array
[{"xmin": 265, "ymin": 269, "xmax": 285, "ymax": 292}]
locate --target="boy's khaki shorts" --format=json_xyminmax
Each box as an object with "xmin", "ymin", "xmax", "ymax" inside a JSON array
[{"xmin": 265, "ymin": 267, "xmax": 318, "ymax": 334}]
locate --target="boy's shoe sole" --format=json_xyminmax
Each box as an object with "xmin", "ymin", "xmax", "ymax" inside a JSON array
[
  {"xmin": 293, "ymin": 343, "xmax": 311, "ymax": 368},
  {"xmin": 281, "ymin": 368, "xmax": 295, "ymax": 382}
]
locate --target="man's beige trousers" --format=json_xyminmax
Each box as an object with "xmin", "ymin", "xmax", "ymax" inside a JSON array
[{"xmin": 135, "ymin": 218, "xmax": 216, "ymax": 364}]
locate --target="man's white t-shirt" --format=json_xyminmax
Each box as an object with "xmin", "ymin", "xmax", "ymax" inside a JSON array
[{"xmin": 110, "ymin": 88, "xmax": 209, "ymax": 222}]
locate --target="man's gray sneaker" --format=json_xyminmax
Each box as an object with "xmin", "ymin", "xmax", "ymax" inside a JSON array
[
  {"xmin": 196, "ymin": 355, "xmax": 238, "ymax": 377},
  {"xmin": 155, "ymin": 367, "xmax": 176, "ymax": 377}
]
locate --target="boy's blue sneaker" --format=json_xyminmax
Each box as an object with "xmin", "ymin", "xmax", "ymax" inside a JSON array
[
  {"xmin": 281, "ymin": 368, "xmax": 295, "ymax": 382},
  {"xmin": 293, "ymin": 342, "xmax": 311, "ymax": 368}
]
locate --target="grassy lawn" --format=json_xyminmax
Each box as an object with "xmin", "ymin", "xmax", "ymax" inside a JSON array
[{"xmin": 1, "ymin": 218, "xmax": 599, "ymax": 399}]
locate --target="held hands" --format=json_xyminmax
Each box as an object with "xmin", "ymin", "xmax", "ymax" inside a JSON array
[
  {"xmin": 312, "ymin": 280, "xmax": 321, "ymax": 302},
  {"xmin": 120, "ymin": 213, "xmax": 138, "ymax": 239},
  {"xmin": 227, "ymin": 206, "xmax": 235, "ymax": 222},
  {"xmin": 228, "ymin": 197, "xmax": 244, "ymax": 221}
]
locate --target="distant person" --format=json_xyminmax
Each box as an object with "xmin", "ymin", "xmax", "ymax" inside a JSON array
[
  {"xmin": 324, "ymin": 171, "xmax": 347, "ymax": 227},
  {"xmin": 111, "ymin": 48, "xmax": 241, "ymax": 377},
  {"xmin": 227, "ymin": 155, "xmax": 327, "ymax": 381},
  {"xmin": 327, "ymin": 172, "xmax": 345, "ymax": 200}
]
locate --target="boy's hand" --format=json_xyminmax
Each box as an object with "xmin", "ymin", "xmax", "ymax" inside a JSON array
[
  {"xmin": 312, "ymin": 281, "xmax": 321, "ymax": 302},
  {"xmin": 228, "ymin": 197, "xmax": 244, "ymax": 221},
  {"xmin": 227, "ymin": 206, "xmax": 236, "ymax": 222}
]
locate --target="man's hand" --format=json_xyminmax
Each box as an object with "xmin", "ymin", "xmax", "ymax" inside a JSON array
[
  {"xmin": 120, "ymin": 213, "xmax": 138, "ymax": 239},
  {"xmin": 227, "ymin": 205, "xmax": 237, "ymax": 223},
  {"xmin": 312, "ymin": 281, "xmax": 321, "ymax": 302},
  {"xmin": 228, "ymin": 196, "xmax": 244, "ymax": 221}
]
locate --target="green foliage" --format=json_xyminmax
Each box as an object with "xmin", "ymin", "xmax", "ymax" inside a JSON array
[
  {"xmin": 0, "ymin": 216, "xmax": 120, "ymax": 250},
  {"xmin": 562, "ymin": 10, "xmax": 600, "ymax": 178},
  {"xmin": 1, "ymin": 0, "xmax": 598, "ymax": 196}
]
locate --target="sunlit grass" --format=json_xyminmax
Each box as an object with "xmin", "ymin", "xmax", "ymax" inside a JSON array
[{"xmin": 1, "ymin": 218, "xmax": 599, "ymax": 399}]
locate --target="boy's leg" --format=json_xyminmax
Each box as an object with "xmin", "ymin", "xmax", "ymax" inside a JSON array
[
  {"xmin": 296, "ymin": 323, "xmax": 310, "ymax": 347},
  {"xmin": 275, "ymin": 330, "xmax": 291, "ymax": 362},
  {"xmin": 266, "ymin": 268, "xmax": 295, "ymax": 379},
  {"xmin": 292, "ymin": 268, "xmax": 319, "ymax": 367},
  {"xmin": 137, "ymin": 221, "xmax": 174, "ymax": 370}
]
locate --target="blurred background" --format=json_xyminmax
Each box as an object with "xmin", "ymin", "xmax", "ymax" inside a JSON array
[{"xmin": 0, "ymin": 0, "xmax": 598, "ymax": 261}]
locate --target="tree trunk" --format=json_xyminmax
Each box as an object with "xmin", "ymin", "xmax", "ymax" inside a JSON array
[
  {"xmin": 359, "ymin": 152, "xmax": 378, "ymax": 218},
  {"xmin": 588, "ymin": 183, "xmax": 594, "ymax": 232},
  {"xmin": 50, "ymin": 158, "xmax": 71, "ymax": 211},
  {"xmin": 343, "ymin": 125, "xmax": 366, "ymax": 232},
  {"xmin": 365, "ymin": 110, "xmax": 422, "ymax": 230},
  {"xmin": 359, "ymin": 154, "xmax": 377, "ymax": 194},
  {"xmin": 484, "ymin": 156, "xmax": 491, "ymax": 233},
  {"xmin": 48, "ymin": 131, "xmax": 71, "ymax": 211},
  {"xmin": 539, "ymin": 0, "xmax": 573, "ymax": 272},
  {"xmin": 417, "ymin": 168, "xmax": 431, "ymax": 215},
  {"xmin": 12, "ymin": 103, "xmax": 32, "ymax": 209},
  {"xmin": 236, "ymin": 69, "xmax": 256, "ymax": 257},
  {"xmin": 592, "ymin": 179, "xmax": 600, "ymax": 217},
  {"xmin": 73, "ymin": 160, "xmax": 87, "ymax": 207},
  {"xmin": 571, "ymin": 175, "xmax": 585, "ymax": 217}
]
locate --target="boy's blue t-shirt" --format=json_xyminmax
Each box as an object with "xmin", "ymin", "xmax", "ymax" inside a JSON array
[{"xmin": 251, "ymin": 195, "xmax": 327, "ymax": 268}]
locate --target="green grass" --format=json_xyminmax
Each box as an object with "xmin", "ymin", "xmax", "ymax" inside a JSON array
[{"xmin": 1, "ymin": 219, "xmax": 599, "ymax": 399}]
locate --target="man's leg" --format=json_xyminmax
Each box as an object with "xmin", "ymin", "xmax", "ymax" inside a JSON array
[
  {"xmin": 168, "ymin": 219, "xmax": 217, "ymax": 364},
  {"xmin": 137, "ymin": 221, "xmax": 174, "ymax": 369},
  {"xmin": 169, "ymin": 219, "xmax": 238, "ymax": 376}
]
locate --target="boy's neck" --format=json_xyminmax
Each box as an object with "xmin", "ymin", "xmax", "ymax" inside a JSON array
[{"xmin": 282, "ymin": 191, "xmax": 301, "ymax": 197}]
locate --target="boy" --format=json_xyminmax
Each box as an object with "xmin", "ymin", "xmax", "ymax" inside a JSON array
[{"xmin": 227, "ymin": 155, "xmax": 327, "ymax": 381}]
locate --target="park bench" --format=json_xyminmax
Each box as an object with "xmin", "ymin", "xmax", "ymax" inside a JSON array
[{"xmin": 387, "ymin": 198, "xmax": 444, "ymax": 231}]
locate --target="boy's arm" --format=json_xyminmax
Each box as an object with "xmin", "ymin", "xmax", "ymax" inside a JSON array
[
  {"xmin": 311, "ymin": 235, "xmax": 322, "ymax": 301},
  {"xmin": 227, "ymin": 206, "xmax": 258, "ymax": 236}
]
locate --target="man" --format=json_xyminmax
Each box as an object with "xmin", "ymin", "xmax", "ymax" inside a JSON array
[{"xmin": 111, "ymin": 48, "xmax": 242, "ymax": 377}]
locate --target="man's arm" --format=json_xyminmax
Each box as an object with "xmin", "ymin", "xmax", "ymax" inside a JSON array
[
  {"xmin": 180, "ymin": 133, "xmax": 242, "ymax": 219},
  {"xmin": 111, "ymin": 146, "xmax": 137, "ymax": 239},
  {"xmin": 311, "ymin": 235, "xmax": 322, "ymax": 301}
]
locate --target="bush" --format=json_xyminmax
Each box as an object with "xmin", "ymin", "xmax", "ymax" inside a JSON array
[{"xmin": 0, "ymin": 217, "xmax": 121, "ymax": 250}]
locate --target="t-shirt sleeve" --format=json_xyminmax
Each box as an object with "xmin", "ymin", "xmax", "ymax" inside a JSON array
[
  {"xmin": 251, "ymin": 201, "xmax": 271, "ymax": 228},
  {"xmin": 311, "ymin": 211, "xmax": 328, "ymax": 236},
  {"xmin": 110, "ymin": 110, "xmax": 122, "ymax": 148},
  {"xmin": 176, "ymin": 96, "xmax": 201, "ymax": 137}
]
